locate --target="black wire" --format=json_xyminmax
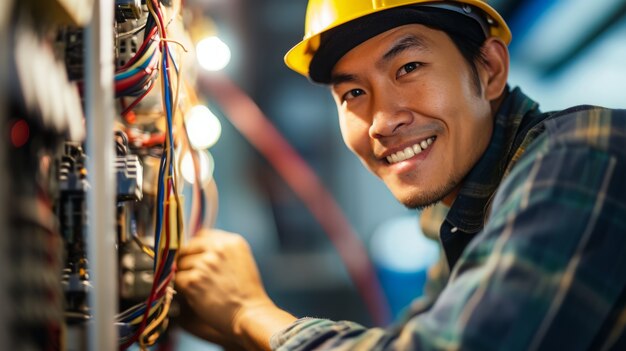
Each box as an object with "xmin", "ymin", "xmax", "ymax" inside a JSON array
[
  {"xmin": 115, "ymin": 130, "xmax": 130, "ymax": 156},
  {"xmin": 143, "ymin": 13, "xmax": 157, "ymax": 41}
]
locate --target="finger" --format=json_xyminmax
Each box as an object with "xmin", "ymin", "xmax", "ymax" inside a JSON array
[
  {"xmin": 179, "ymin": 228, "xmax": 230, "ymax": 255},
  {"xmin": 179, "ymin": 229, "xmax": 241, "ymax": 256},
  {"xmin": 177, "ymin": 252, "xmax": 205, "ymax": 271},
  {"xmin": 174, "ymin": 270, "xmax": 204, "ymax": 295},
  {"xmin": 195, "ymin": 228, "xmax": 238, "ymax": 241},
  {"xmin": 178, "ymin": 237, "xmax": 211, "ymax": 256},
  {"xmin": 177, "ymin": 248, "xmax": 223, "ymax": 272},
  {"xmin": 193, "ymin": 227, "xmax": 212, "ymax": 238}
]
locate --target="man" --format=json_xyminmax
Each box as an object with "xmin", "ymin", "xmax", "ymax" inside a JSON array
[{"xmin": 176, "ymin": 0, "xmax": 626, "ymax": 350}]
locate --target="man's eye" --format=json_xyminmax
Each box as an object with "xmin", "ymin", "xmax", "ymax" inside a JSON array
[
  {"xmin": 397, "ymin": 62, "xmax": 421, "ymax": 78},
  {"xmin": 342, "ymin": 88, "xmax": 365, "ymax": 102}
]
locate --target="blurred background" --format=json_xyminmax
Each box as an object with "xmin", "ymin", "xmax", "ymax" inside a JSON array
[
  {"xmin": 175, "ymin": 0, "xmax": 626, "ymax": 348},
  {"xmin": 2, "ymin": 0, "xmax": 625, "ymax": 350}
]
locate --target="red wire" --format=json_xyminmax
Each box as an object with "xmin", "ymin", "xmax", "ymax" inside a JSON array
[
  {"xmin": 116, "ymin": 71, "xmax": 149, "ymax": 93},
  {"xmin": 118, "ymin": 27, "xmax": 158, "ymax": 72},
  {"xmin": 121, "ymin": 180, "xmax": 173, "ymax": 349},
  {"xmin": 151, "ymin": 0, "xmax": 167, "ymax": 40},
  {"xmin": 116, "ymin": 55, "xmax": 159, "ymax": 94},
  {"xmin": 121, "ymin": 81, "xmax": 157, "ymax": 117},
  {"xmin": 120, "ymin": 5, "xmax": 173, "ymax": 350},
  {"xmin": 139, "ymin": 180, "xmax": 172, "ymax": 342},
  {"xmin": 77, "ymin": 28, "xmax": 158, "ymax": 99},
  {"xmin": 141, "ymin": 133, "xmax": 166, "ymax": 148},
  {"xmin": 123, "ymin": 3, "xmax": 181, "ymax": 347}
]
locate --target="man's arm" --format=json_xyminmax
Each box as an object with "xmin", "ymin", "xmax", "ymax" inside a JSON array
[
  {"xmin": 271, "ymin": 142, "xmax": 626, "ymax": 350},
  {"xmin": 177, "ymin": 143, "xmax": 626, "ymax": 350}
]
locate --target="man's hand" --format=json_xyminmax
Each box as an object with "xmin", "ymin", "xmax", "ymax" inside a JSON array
[
  {"xmin": 176, "ymin": 297, "xmax": 248, "ymax": 351},
  {"xmin": 176, "ymin": 228, "xmax": 296, "ymax": 350}
]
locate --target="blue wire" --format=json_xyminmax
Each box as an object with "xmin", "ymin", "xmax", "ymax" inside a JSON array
[
  {"xmin": 118, "ymin": 297, "xmax": 163, "ymax": 328},
  {"xmin": 162, "ymin": 42, "xmax": 176, "ymax": 178},
  {"xmin": 167, "ymin": 45, "xmax": 179, "ymax": 74},
  {"xmin": 152, "ymin": 41, "xmax": 175, "ymax": 272},
  {"xmin": 162, "ymin": 45, "xmax": 174, "ymax": 147},
  {"xmin": 153, "ymin": 153, "xmax": 166, "ymax": 270},
  {"xmin": 158, "ymin": 250, "xmax": 177, "ymax": 283}
]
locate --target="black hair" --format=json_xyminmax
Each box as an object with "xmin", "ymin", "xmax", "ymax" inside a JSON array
[{"xmin": 436, "ymin": 17, "xmax": 488, "ymax": 94}]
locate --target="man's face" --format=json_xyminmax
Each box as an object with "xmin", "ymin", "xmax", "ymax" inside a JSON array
[{"xmin": 330, "ymin": 24, "xmax": 494, "ymax": 208}]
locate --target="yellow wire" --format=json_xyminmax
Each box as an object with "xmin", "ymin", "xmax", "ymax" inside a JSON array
[
  {"xmin": 148, "ymin": 0, "xmax": 175, "ymax": 269},
  {"xmin": 128, "ymin": 295, "xmax": 165, "ymax": 325},
  {"xmin": 143, "ymin": 6, "xmax": 176, "ymax": 346},
  {"xmin": 170, "ymin": 39, "xmax": 185, "ymax": 245},
  {"xmin": 138, "ymin": 4, "xmax": 185, "ymax": 349},
  {"xmin": 147, "ymin": 1, "xmax": 165, "ymax": 37},
  {"xmin": 160, "ymin": 38, "xmax": 188, "ymax": 52},
  {"xmin": 139, "ymin": 287, "xmax": 174, "ymax": 349},
  {"xmin": 124, "ymin": 42, "xmax": 158, "ymax": 72},
  {"xmin": 132, "ymin": 235, "xmax": 155, "ymax": 258}
]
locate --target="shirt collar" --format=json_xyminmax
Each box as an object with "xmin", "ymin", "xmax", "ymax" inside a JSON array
[{"xmin": 444, "ymin": 87, "xmax": 541, "ymax": 233}]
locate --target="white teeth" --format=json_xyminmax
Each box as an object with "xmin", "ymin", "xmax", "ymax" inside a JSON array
[
  {"xmin": 386, "ymin": 137, "xmax": 435, "ymax": 164},
  {"xmin": 404, "ymin": 147, "xmax": 415, "ymax": 158}
]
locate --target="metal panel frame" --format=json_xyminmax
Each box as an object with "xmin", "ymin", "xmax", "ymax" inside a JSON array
[{"xmin": 85, "ymin": 0, "xmax": 117, "ymax": 349}]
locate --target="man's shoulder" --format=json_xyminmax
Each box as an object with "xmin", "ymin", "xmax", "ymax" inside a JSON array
[{"xmin": 540, "ymin": 105, "xmax": 626, "ymax": 157}]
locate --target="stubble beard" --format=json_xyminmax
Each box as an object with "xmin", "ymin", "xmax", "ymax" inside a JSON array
[{"xmin": 399, "ymin": 175, "xmax": 462, "ymax": 211}]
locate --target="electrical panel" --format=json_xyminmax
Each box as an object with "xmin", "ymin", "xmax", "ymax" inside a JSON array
[{"xmin": 2, "ymin": 0, "xmax": 219, "ymax": 349}]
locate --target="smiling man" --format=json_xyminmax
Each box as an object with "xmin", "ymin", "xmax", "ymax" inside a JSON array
[
  {"xmin": 176, "ymin": 1, "xmax": 626, "ymax": 350},
  {"xmin": 329, "ymin": 24, "xmax": 498, "ymax": 209}
]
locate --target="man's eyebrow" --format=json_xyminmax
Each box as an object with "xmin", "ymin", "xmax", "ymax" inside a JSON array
[
  {"xmin": 329, "ymin": 73, "xmax": 358, "ymax": 87},
  {"xmin": 380, "ymin": 34, "xmax": 429, "ymax": 65},
  {"xmin": 329, "ymin": 35, "xmax": 429, "ymax": 86}
]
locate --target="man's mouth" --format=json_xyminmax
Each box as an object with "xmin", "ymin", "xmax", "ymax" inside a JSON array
[{"xmin": 386, "ymin": 137, "xmax": 436, "ymax": 164}]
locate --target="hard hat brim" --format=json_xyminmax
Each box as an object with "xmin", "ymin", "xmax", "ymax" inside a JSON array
[{"xmin": 284, "ymin": 0, "xmax": 511, "ymax": 80}]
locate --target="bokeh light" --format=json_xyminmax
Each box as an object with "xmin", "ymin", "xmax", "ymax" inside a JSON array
[
  {"xmin": 185, "ymin": 105, "xmax": 222, "ymax": 149},
  {"xmin": 196, "ymin": 36, "xmax": 231, "ymax": 71},
  {"xmin": 180, "ymin": 149, "xmax": 215, "ymax": 185}
]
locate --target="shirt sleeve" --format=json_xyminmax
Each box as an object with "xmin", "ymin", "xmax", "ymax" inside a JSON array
[{"xmin": 270, "ymin": 138, "xmax": 626, "ymax": 350}]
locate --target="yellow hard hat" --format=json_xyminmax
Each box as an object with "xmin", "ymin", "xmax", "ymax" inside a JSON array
[{"xmin": 284, "ymin": 0, "xmax": 511, "ymax": 80}]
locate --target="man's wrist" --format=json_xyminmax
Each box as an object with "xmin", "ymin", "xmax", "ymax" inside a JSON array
[{"xmin": 233, "ymin": 300, "xmax": 297, "ymax": 351}]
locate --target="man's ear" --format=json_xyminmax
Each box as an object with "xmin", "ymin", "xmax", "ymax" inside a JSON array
[{"xmin": 479, "ymin": 37, "xmax": 509, "ymax": 101}]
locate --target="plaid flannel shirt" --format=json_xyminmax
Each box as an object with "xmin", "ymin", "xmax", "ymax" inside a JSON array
[{"xmin": 271, "ymin": 87, "xmax": 626, "ymax": 350}]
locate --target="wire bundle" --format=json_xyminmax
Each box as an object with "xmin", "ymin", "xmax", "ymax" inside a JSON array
[
  {"xmin": 117, "ymin": 24, "xmax": 160, "ymax": 117},
  {"xmin": 117, "ymin": 0, "xmax": 185, "ymax": 349}
]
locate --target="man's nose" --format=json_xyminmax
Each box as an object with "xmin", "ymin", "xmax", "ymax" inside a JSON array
[{"xmin": 368, "ymin": 89, "xmax": 413, "ymax": 139}]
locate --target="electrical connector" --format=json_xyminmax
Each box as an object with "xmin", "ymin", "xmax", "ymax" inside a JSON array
[
  {"xmin": 115, "ymin": 0, "xmax": 144, "ymax": 23},
  {"xmin": 116, "ymin": 154, "xmax": 144, "ymax": 201}
]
